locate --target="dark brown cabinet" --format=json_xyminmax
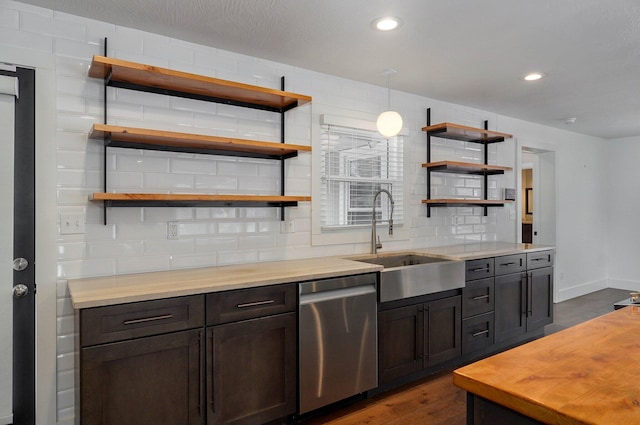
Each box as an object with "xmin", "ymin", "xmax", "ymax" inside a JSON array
[
  {"xmin": 494, "ymin": 252, "xmax": 554, "ymax": 344},
  {"xmin": 205, "ymin": 283, "xmax": 297, "ymax": 425},
  {"xmin": 79, "ymin": 285, "xmax": 297, "ymax": 425},
  {"xmin": 206, "ymin": 313, "xmax": 296, "ymax": 425},
  {"xmin": 79, "ymin": 295, "xmax": 205, "ymax": 425},
  {"xmin": 378, "ymin": 295, "xmax": 461, "ymax": 385}
]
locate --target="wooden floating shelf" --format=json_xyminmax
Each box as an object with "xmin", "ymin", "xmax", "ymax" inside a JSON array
[
  {"xmin": 422, "ymin": 122, "xmax": 513, "ymax": 144},
  {"xmin": 88, "ymin": 55, "xmax": 312, "ymax": 112},
  {"xmin": 422, "ymin": 199, "xmax": 510, "ymax": 206},
  {"xmin": 89, "ymin": 124, "xmax": 311, "ymax": 160},
  {"xmin": 422, "ymin": 161, "xmax": 512, "ymax": 175},
  {"xmin": 91, "ymin": 193, "xmax": 311, "ymax": 208}
]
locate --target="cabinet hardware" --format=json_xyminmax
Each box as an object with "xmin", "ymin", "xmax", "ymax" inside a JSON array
[
  {"xmin": 237, "ymin": 299, "xmax": 275, "ymax": 309},
  {"xmin": 531, "ymin": 257, "xmax": 546, "ymax": 262},
  {"xmin": 528, "ymin": 273, "xmax": 533, "ymax": 315},
  {"xmin": 472, "ymin": 329, "xmax": 489, "ymax": 337},
  {"xmin": 197, "ymin": 332, "xmax": 203, "ymax": 418},
  {"xmin": 471, "ymin": 294, "xmax": 490, "ymax": 301},
  {"xmin": 123, "ymin": 313, "xmax": 173, "ymax": 325},
  {"xmin": 471, "ymin": 267, "xmax": 490, "ymax": 272},
  {"xmin": 500, "ymin": 262, "xmax": 516, "ymax": 267}
]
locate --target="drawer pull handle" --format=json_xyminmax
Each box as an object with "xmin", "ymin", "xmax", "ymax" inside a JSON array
[
  {"xmin": 472, "ymin": 329, "xmax": 489, "ymax": 337},
  {"xmin": 123, "ymin": 314, "xmax": 173, "ymax": 325},
  {"xmin": 471, "ymin": 295, "xmax": 490, "ymax": 301},
  {"xmin": 500, "ymin": 262, "xmax": 516, "ymax": 266},
  {"xmin": 471, "ymin": 267, "xmax": 490, "ymax": 272},
  {"xmin": 531, "ymin": 257, "xmax": 548, "ymax": 262},
  {"xmin": 237, "ymin": 299, "xmax": 275, "ymax": 309}
]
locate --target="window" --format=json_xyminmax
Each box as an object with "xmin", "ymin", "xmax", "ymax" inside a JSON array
[{"xmin": 320, "ymin": 123, "xmax": 403, "ymax": 229}]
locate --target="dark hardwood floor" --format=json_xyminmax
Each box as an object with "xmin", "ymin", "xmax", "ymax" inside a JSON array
[{"xmin": 301, "ymin": 288, "xmax": 630, "ymax": 425}]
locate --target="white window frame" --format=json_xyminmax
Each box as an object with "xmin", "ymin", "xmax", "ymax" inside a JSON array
[{"xmin": 320, "ymin": 118, "xmax": 403, "ymax": 231}]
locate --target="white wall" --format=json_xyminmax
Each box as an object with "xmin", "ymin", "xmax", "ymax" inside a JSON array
[
  {"xmin": 0, "ymin": 1, "xmax": 617, "ymax": 423},
  {"xmin": 606, "ymin": 136, "xmax": 640, "ymax": 290}
]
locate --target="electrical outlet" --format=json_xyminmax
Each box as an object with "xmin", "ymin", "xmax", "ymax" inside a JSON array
[
  {"xmin": 60, "ymin": 213, "xmax": 85, "ymax": 234},
  {"xmin": 280, "ymin": 220, "xmax": 295, "ymax": 233},
  {"xmin": 167, "ymin": 221, "xmax": 179, "ymax": 240}
]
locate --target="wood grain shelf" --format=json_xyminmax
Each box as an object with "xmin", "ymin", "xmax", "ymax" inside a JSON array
[
  {"xmin": 422, "ymin": 122, "xmax": 513, "ymax": 144},
  {"xmin": 422, "ymin": 161, "xmax": 512, "ymax": 175},
  {"xmin": 91, "ymin": 193, "xmax": 311, "ymax": 208},
  {"xmin": 88, "ymin": 55, "xmax": 312, "ymax": 112},
  {"xmin": 90, "ymin": 124, "xmax": 311, "ymax": 160}
]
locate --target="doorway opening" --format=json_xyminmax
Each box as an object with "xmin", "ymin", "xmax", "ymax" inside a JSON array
[{"xmin": 519, "ymin": 147, "xmax": 556, "ymax": 247}]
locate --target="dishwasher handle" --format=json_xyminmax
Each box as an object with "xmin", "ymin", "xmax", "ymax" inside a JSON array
[{"xmin": 299, "ymin": 284, "xmax": 376, "ymax": 305}]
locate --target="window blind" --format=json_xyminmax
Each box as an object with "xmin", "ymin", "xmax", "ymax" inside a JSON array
[{"xmin": 320, "ymin": 123, "xmax": 403, "ymax": 229}]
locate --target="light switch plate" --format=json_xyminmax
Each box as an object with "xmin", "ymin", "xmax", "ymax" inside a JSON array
[{"xmin": 60, "ymin": 213, "xmax": 86, "ymax": 234}]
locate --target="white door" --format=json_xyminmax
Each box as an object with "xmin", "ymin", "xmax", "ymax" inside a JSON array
[
  {"xmin": 533, "ymin": 151, "xmax": 557, "ymax": 246},
  {"xmin": 0, "ymin": 75, "xmax": 17, "ymax": 424}
]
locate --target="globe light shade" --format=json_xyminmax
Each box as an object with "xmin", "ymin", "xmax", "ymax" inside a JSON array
[{"xmin": 376, "ymin": 110, "xmax": 403, "ymax": 137}]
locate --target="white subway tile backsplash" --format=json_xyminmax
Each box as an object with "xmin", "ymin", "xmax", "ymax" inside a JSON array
[
  {"xmin": 142, "ymin": 207, "xmax": 195, "ymax": 222},
  {"xmin": 238, "ymin": 234, "xmax": 276, "ymax": 250},
  {"xmin": 57, "ymin": 242, "xmax": 87, "ymax": 261},
  {"xmin": 144, "ymin": 238, "xmax": 195, "ymax": 255},
  {"xmin": 0, "ymin": 7, "xmax": 19, "ymax": 29},
  {"xmin": 170, "ymin": 253, "xmax": 217, "ymax": 269},
  {"xmin": 57, "ymin": 258, "xmax": 116, "ymax": 279},
  {"xmin": 217, "ymin": 249, "xmax": 258, "ymax": 266},
  {"xmin": 0, "ymin": 25, "xmax": 53, "ymax": 53},
  {"xmin": 171, "ymin": 157, "xmax": 217, "ymax": 175},
  {"xmin": 143, "ymin": 36, "xmax": 194, "ymax": 65},
  {"xmin": 116, "ymin": 255, "xmax": 170, "ymax": 274},
  {"xmin": 143, "ymin": 172, "xmax": 194, "ymax": 190},
  {"xmin": 87, "ymin": 240, "xmax": 144, "ymax": 258},
  {"xmin": 195, "ymin": 236, "xmax": 238, "ymax": 252},
  {"xmin": 195, "ymin": 175, "xmax": 238, "ymax": 191},
  {"xmin": 23, "ymin": 10, "xmax": 86, "ymax": 40}
]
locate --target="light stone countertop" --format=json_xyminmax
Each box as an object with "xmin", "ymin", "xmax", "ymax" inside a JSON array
[{"xmin": 68, "ymin": 242, "xmax": 554, "ymax": 309}]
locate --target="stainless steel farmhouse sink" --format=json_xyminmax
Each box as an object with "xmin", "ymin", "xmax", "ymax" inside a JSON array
[{"xmin": 351, "ymin": 253, "xmax": 465, "ymax": 302}]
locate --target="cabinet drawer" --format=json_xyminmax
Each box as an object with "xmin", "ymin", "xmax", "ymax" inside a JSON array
[
  {"xmin": 207, "ymin": 284, "xmax": 296, "ymax": 325},
  {"xmin": 80, "ymin": 295, "xmax": 205, "ymax": 347},
  {"xmin": 465, "ymin": 258, "xmax": 494, "ymax": 281},
  {"xmin": 495, "ymin": 254, "xmax": 526, "ymax": 276},
  {"xmin": 462, "ymin": 278, "xmax": 495, "ymax": 318},
  {"xmin": 527, "ymin": 250, "xmax": 554, "ymax": 270},
  {"xmin": 462, "ymin": 312, "xmax": 494, "ymax": 355}
]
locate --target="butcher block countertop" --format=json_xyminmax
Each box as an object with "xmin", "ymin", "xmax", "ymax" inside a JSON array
[
  {"xmin": 68, "ymin": 242, "xmax": 553, "ymax": 309},
  {"xmin": 68, "ymin": 256, "xmax": 381, "ymax": 309},
  {"xmin": 453, "ymin": 306, "xmax": 640, "ymax": 425}
]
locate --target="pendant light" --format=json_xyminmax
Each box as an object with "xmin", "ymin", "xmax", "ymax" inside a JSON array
[{"xmin": 376, "ymin": 69, "xmax": 403, "ymax": 137}]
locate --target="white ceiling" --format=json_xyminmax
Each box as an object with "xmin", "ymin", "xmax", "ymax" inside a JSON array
[{"xmin": 17, "ymin": 0, "xmax": 640, "ymax": 139}]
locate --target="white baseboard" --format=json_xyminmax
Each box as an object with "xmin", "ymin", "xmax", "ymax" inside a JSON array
[
  {"xmin": 607, "ymin": 278, "xmax": 640, "ymax": 292},
  {"xmin": 556, "ymin": 278, "xmax": 608, "ymax": 302}
]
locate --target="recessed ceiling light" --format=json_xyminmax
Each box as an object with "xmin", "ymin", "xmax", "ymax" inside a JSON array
[
  {"xmin": 372, "ymin": 17, "xmax": 402, "ymax": 31},
  {"xmin": 524, "ymin": 72, "xmax": 545, "ymax": 81}
]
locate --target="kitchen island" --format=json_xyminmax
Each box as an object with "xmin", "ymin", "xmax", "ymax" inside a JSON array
[{"xmin": 453, "ymin": 305, "xmax": 640, "ymax": 424}]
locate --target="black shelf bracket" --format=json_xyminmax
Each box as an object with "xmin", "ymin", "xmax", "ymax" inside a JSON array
[{"xmin": 426, "ymin": 108, "xmax": 432, "ymax": 218}]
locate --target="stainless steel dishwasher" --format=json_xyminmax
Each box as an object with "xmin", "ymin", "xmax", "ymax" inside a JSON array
[{"xmin": 298, "ymin": 273, "xmax": 378, "ymax": 414}]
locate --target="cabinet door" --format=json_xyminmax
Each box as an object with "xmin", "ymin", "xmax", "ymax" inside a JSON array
[
  {"xmin": 527, "ymin": 267, "xmax": 554, "ymax": 331},
  {"xmin": 494, "ymin": 273, "xmax": 527, "ymax": 343},
  {"xmin": 378, "ymin": 304, "xmax": 423, "ymax": 385},
  {"xmin": 424, "ymin": 296, "xmax": 461, "ymax": 367},
  {"xmin": 207, "ymin": 312, "xmax": 296, "ymax": 425},
  {"xmin": 81, "ymin": 329, "xmax": 203, "ymax": 425}
]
